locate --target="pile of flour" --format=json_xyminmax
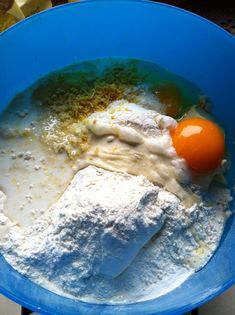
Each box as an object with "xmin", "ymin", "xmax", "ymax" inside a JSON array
[{"xmin": 0, "ymin": 165, "xmax": 231, "ymax": 303}]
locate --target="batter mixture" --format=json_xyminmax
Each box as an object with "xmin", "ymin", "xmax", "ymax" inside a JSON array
[
  {"xmin": 0, "ymin": 100, "xmax": 232, "ymax": 303},
  {"xmin": 0, "ymin": 60, "xmax": 232, "ymax": 303}
]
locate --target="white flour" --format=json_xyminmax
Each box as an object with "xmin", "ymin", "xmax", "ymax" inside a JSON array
[{"xmin": 0, "ymin": 165, "xmax": 231, "ymax": 303}]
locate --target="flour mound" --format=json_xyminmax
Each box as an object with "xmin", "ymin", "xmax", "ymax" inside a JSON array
[
  {"xmin": 1, "ymin": 166, "xmax": 165, "ymax": 287},
  {"xmin": 0, "ymin": 166, "xmax": 231, "ymax": 303}
]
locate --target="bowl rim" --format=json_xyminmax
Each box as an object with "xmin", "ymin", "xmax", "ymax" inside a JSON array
[{"xmin": 1, "ymin": 0, "xmax": 235, "ymax": 42}]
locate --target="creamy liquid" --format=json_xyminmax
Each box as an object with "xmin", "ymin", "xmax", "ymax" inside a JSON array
[
  {"xmin": 79, "ymin": 101, "xmax": 198, "ymax": 206},
  {"xmin": 0, "ymin": 94, "xmax": 76, "ymax": 227}
]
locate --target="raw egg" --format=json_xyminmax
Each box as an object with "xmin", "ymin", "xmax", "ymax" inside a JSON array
[
  {"xmin": 171, "ymin": 117, "xmax": 225, "ymax": 173},
  {"xmin": 157, "ymin": 83, "xmax": 182, "ymax": 118}
]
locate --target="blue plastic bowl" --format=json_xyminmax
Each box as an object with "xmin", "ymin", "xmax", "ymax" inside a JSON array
[{"xmin": 1, "ymin": 1, "xmax": 235, "ymax": 314}]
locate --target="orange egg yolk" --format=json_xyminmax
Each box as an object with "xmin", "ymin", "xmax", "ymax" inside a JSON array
[{"xmin": 171, "ymin": 117, "xmax": 225, "ymax": 173}]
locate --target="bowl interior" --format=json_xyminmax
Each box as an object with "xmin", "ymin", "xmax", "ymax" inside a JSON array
[{"xmin": 0, "ymin": 1, "xmax": 235, "ymax": 314}]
